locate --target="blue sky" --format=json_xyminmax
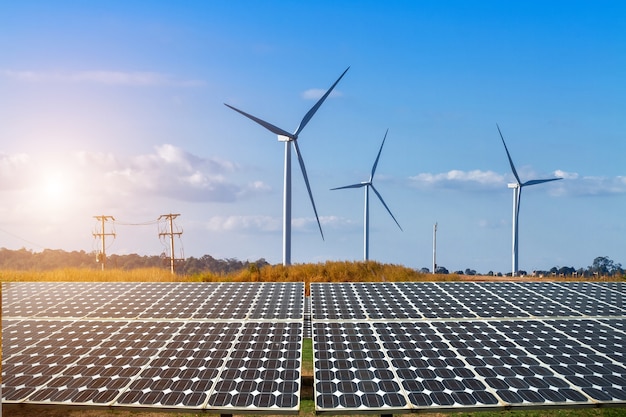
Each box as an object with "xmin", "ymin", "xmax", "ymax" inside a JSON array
[{"xmin": 1, "ymin": 1, "xmax": 624, "ymax": 273}]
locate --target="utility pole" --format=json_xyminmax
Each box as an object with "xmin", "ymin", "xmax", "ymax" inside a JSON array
[
  {"xmin": 432, "ymin": 222, "xmax": 437, "ymax": 274},
  {"xmin": 93, "ymin": 215, "xmax": 115, "ymax": 270},
  {"xmin": 159, "ymin": 213, "xmax": 183, "ymax": 274}
]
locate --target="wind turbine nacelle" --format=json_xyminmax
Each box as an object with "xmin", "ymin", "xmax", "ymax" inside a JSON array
[
  {"xmin": 277, "ymin": 134, "xmax": 292, "ymax": 142},
  {"xmin": 507, "ymin": 183, "xmax": 518, "ymax": 189}
]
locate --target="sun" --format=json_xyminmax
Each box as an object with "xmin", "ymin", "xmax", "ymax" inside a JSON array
[
  {"xmin": 38, "ymin": 170, "xmax": 74, "ymax": 207},
  {"xmin": 43, "ymin": 175, "xmax": 66, "ymax": 196}
]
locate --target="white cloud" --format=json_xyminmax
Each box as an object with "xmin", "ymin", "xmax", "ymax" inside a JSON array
[
  {"xmin": 204, "ymin": 214, "xmax": 349, "ymax": 235},
  {"xmin": 206, "ymin": 215, "xmax": 280, "ymax": 233},
  {"xmin": 409, "ymin": 169, "xmax": 505, "ymax": 189},
  {"xmin": 291, "ymin": 216, "xmax": 321, "ymax": 232},
  {"xmin": 550, "ymin": 174, "xmax": 626, "ymax": 197},
  {"xmin": 408, "ymin": 168, "xmax": 626, "ymax": 197},
  {"xmin": 554, "ymin": 169, "xmax": 578, "ymax": 180},
  {"xmin": 0, "ymin": 152, "xmax": 30, "ymax": 189},
  {"xmin": 0, "ymin": 145, "xmax": 265, "ymax": 204},
  {"xmin": 95, "ymin": 144, "xmax": 250, "ymax": 202},
  {"xmin": 1, "ymin": 69, "xmax": 205, "ymax": 87}
]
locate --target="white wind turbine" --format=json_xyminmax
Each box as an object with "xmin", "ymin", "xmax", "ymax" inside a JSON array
[
  {"xmin": 331, "ymin": 129, "xmax": 402, "ymax": 260},
  {"xmin": 225, "ymin": 67, "xmax": 349, "ymax": 266},
  {"xmin": 497, "ymin": 124, "xmax": 562, "ymax": 276}
]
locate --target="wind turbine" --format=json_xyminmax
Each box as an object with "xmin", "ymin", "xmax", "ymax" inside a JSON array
[
  {"xmin": 225, "ymin": 67, "xmax": 349, "ymax": 266},
  {"xmin": 497, "ymin": 124, "xmax": 562, "ymax": 276},
  {"xmin": 331, "ymin": 129, "xmax": 402, "ymax": 260}
]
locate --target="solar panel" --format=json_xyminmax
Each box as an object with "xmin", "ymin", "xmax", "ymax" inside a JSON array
[
  {"xmin": 311, "ymin": 282, "xmax": 626, "ymax": 413},
  {"xmin": 2, "ymin": 282, "xmax": 304, "ymax": 414}
]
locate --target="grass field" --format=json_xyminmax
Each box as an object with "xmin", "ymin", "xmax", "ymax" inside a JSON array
[{"xmin": 2, "ymin": 264, "xmax": 624, "ymax": 417}]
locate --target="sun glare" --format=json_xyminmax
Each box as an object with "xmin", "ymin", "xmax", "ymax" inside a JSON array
[
  {"xmin": 44, "ymin": 176, "xmax": 66, "ymax": 196},
  {"xmin": 39, "ymin": 170, "xmax": 74, "ymax": 207}
]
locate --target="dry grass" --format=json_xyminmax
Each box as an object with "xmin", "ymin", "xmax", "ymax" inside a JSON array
[
  {"xmin": 0, "ymin": 267, "xmax": 181, "ymax": 282},
  {"xmin": 1, "ymin": 261, "xmax": 622, "ymax": 284}
]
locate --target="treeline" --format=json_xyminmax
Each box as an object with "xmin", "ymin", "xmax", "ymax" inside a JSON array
[
  {"xmin": 0, "ymin": 248, "xmax": 269, "ymax": 275},
  {"xmin": 429, "ymin": 256, "xmax": 624, "ymax": 278}
]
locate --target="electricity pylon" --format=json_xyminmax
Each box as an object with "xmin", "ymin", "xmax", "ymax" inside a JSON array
[
  {"xmin": 159, "ymin": 213, "xmax": 184, "ymax": 274},
  {"xmin": 93, "ymin": 215, "xmax": 115, "ymax": 270}
]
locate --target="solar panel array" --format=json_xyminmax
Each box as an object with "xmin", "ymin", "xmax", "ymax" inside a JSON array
[
  {"xmin": 3, "ymin": 280, "xmax": 625, "ymax": 415},
  {"xmin": 311, "ymin": 281, "xmax": 626, "ymax": 413},
  {"xmin": 2, "ymin": 282, "xmax": 304, "ymax": 413}
]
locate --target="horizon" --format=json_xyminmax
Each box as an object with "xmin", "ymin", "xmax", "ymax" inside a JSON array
[
  {"xmin": 1, "ymin": 1, "xmax": 624, "ymax": 274},
  {"xmin": 0, "ymin": 246, "xmax": 619, "ymax": 277}
]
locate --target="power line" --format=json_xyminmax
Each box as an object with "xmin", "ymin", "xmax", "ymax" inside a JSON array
[
  {"xmin": 114, "ymin": 219, "xmax": 160, "ymax": 226},
  {"xmin": 0, "ymin": 226, "xmax": 46, "ymax": 249}
]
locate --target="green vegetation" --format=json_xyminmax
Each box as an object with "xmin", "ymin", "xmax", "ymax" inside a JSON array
[{"xmin": 0, "ymin": 247, "xmax": 269, "ymax": 274}]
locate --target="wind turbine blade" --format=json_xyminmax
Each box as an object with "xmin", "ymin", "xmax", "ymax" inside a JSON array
[
  {"xmin": 224, "ymin": 103, "xmax": 294, "ymax": 139},
  {"xmin": 370, "ymin": 184, "xmax": 403, "ymax": 231},
  {"xmin": 294, "ymin": 66, "xmax": 350, "ymax": 137},
  {"xmin": 293, "ymin": 140, "xmax": 324, "ymax": 240},
  {"xmin": 516, "ymin": 186, "xmax": 522, "ymax": 225},
  {"xmin": 523, "ymin": 177, "xmax": 563, "ymax": 187},
  {"xmin": 370, "ymin": 129, "xmax": 388, "ymax": 181},
  {"xmin": 331, "ymin": 183, "xmax": 367, "ymax": 190},
  {"xmin": 497, "ymin": 124, "xmax": 521, "ymax": 184}
]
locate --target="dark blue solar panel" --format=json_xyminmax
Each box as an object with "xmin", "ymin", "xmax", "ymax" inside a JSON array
[
  {"xmin": 2, "ymin": 282, "xmax": 304, "ymax": 413},
  {"xmin": 311, "ymin": 282, "xmax": 626, "ymax": 413}
]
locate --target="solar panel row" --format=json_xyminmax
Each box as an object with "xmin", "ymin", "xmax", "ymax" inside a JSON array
[
  {"xmin": 2, "ymin": 281, "xmax": 304, "ymax": 320},
  {"xmin": 2, "ymin": 282, "xmax": 304, "ymax": 413},
  {"xmin": 311, "ymin": 281, "xmax": 625, "ymax": 320},
  {"xmin": 311, "ymin": 282, "xmax": 626, "ymax": 413}
]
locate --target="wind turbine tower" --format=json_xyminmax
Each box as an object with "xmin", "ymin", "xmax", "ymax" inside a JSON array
[
  {"xmin": 225, "ymin": 67, "xmax": 349, "ymax": 266},
  {"xmin": 433, "ymin": 222, "xmax": 437, "ymax": 274},
  {"xmin": 497, "ymin": 124, "xmax": 562, "ymax": 276},
  {"xmin": 331, "ymin": 129, "xmax": 402, "ymax": 260}
]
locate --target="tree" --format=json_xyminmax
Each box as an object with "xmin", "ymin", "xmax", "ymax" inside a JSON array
[
  {"xmin": 558, "ymin": 266, "xmax": 576, "ymax": 276},
  {"xmin": 589, "ymin": 256, "xmax": 622, "ymax": 276}
]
